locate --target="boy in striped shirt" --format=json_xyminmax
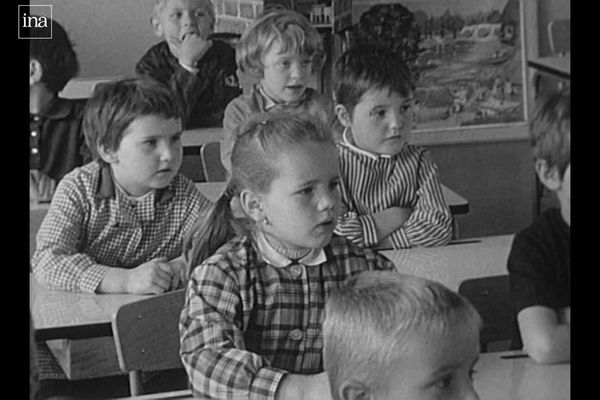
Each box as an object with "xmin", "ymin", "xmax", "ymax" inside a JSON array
[{"xmin": 333, "ymin": 45, "xmax": 452, "ymax": 249}]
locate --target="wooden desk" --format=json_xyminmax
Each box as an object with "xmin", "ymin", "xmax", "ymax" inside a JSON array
[
  {"xmin": 528, "ymin": 55, "xmax": 570, "ymax": 80},
  {"xmin": 474, "ymin": 351, "xmax": 570, "ymax": 400},
  {"xmin": 114, "ymin": 351, "xmax": 570, "ymax": 400},
  {"xmin": 380, "ymin": 234, "xmax": 514, "ymax": 291},
  {"xmin": 31, "ymin": 275, "xmax": 149, "ymax": 380},
  {"xmin": 181, "ymin": 127, "xmax": 223, "ymax": 147},
  {"xmin": 195, "ymin": 182, "xmax": 470, "ymax": 216}
]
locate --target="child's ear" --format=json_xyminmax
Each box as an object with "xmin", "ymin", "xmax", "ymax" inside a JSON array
[
  {"xmin": 335, "ymin": 104, "xmax": 352, "ymax": 128},
  {"xmin": 150, "ymin": 15, "xmax": 164, "ymax": 38},
  {"xmin": 239, "ymin": 189, "xmax": 265, "ymax": 223},
  {"xmin": 97, "ymin": 142, "xmax": 119, "ymax": 164},
  {"xmin": 338, "ymin": 379, "xmax": 372, "ymax": 400},
  {"xmin": 535, "ymin": 160, "xmax": 561, "ymax": 191},
  {"xmin": 30, "ymin": 59, "xmax": 43, "ymax": 85}
]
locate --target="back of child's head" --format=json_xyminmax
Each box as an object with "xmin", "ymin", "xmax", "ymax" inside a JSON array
[
  {"xmin": 334, "ymin": 44, "xmax": 413, "ymax": 114},
  {"xmin": 323, "ymin": 270, "xmax": 482, "ymax": 400},
  {"xmin": 529, "ymin": 88, "xmax": 570, "ymax": 179},
  {"xmin": 82, "ymin": 77, "xmax": 182, "ymax": 165},
  {"xmin": 29, "ymin": 17, "xmax": 79, "ymax": 93},
  {"xmin": 236, "ymin": 8, "xmax": 324, "ymax": 76},
  {"xmin": 184, "ymin": 111, "xmax": 335, "ymax": 274}
]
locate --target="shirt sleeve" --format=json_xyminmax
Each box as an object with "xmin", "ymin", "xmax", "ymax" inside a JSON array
[
  {"xmin": 389, "ymin": 151, "xmax": 452, "ymax": 248},
  {"xmin": 31, "ymin": 177, "xmax": 111, "ymax": 293},
  {"xmin": 180, "ymin": 261, "xmax": 287, "ymax": 400},
  {"xmin": 507, "ymin": 230, "xmax": 564, "ymax": 314}
]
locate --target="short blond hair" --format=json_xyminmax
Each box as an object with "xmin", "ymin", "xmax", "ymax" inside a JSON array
[
  {"xmin": 323, "ymin": 271, "xmax": 482, "ymax": 400},
  {"xmin": 236, "ymin": 8, "xmax": 324, "ymax": 76},
  {"xmin": 153, "ymin": 0, "xmax": 216, "ymax": 28}
]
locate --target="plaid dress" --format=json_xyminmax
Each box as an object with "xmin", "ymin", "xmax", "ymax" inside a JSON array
[{"xmin": 180, "ymin": 233, "xmax": 394, "ymax": 399}]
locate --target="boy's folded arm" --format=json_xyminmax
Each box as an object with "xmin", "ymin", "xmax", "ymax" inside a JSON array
[
  {"xmin": 396, "ymin": 153, "xmax": 452, "ymax": 247},
  {"xmin": 517, "ymin": 306, "xmax": 570, "ymax": 364},
  {"xmin": 335, "ymin": 207, "xmax": 409, "ymax": 248}
]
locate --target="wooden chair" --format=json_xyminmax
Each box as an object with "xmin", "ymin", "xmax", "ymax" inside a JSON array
[
  {"xmin": 180, "ymin": 146, "xmax": 206, "ymax": 182},
  {"xmin": 458, "ymin": 275, "xmax": 513, "ymax": 352},
  {"xmin": 200, "ymin": 141, "xmax": 227, "ymax": 182},
  {"xmin": 112, "ymin": 289, "xmax": 186, "ymax": 396}
]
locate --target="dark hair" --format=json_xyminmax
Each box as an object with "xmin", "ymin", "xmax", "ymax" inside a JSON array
[
  {"xmin": 334, "ymin": 44, "xmax": 414, "ymax": 114},
  {"xmin": 529, "ymin": 88, "xmax": 570, "ymax": 178},
  {"xmin": 183, "ymin": 112, "xmax": 335, "ymax": 276},
  {"xmin": 29, "ymin": 17, "xmax": 79, "ymax": 93},
  {"xmin": 82, "ymin": 77, "xmax": 182, "ymax": 165}
]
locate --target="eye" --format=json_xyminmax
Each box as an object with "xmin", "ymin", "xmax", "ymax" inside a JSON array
[
  {"xmin": 194, "ymin": 10, "xmax": 205, "ymax": 18},
  {"xmin": 298, "ymin": 186, "xmax": 314, "ymax": 196},
  {"xmin": 301, "ymin": 59, "xmax": 313, "ymax": 68},
  {"xmin": 401, "ymin": 102, "xmax": 413, "ymax": 112},
  {"xmin": 369, "ymin": 109, "xmax": 386, "ymax": 120},
  {"xmin": 435, "ymin": 374, "xmax": 453, "ymax": 389},
  {"xmin": 328, "ymin": 180, "xmax": 340, "ymax": 191},
  {"xmin": 169, "ymin": 12, "xmax": 182, "ymax": 19},
  {"xmin": 469, "ymin": 368, "xmax": 478, "ymax": 381},
  {"xmin": 171, "ymin": 133, "xmax": 182, "ymax": 144},
  {"xmin": 143, "ymin": 139, "xmax": 157, "ymax": 149}
]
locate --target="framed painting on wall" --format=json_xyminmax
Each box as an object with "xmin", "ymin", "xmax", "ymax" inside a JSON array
[{"xmin": 353, "ymin": 0, "xmax": 537, "ymax": 144}]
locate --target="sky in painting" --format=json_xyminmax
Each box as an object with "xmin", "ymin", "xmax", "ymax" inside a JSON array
[{"xmin": 401, "ymin": 0, "xmax": 510, "ymax": 17}]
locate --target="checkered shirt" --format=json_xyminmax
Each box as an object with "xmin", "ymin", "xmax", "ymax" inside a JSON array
[
  {"xmin": 31, "ymin": 161, "xmax": 211, "ymax": 293},
  {"xmin": 179, "ymin": 234, "xmax": 394, "ymax": 399}
]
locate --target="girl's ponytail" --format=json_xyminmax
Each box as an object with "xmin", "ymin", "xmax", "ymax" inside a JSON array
[{"xmin": 184, "ymin": 187, "xmax": 236, "ymax": 278}]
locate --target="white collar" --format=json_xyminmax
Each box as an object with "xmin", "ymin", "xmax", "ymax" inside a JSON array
[
  {"xmin": 340, "ymin": 127, "xmax": 393, "ymax": 160},
  {"xmin": 255, "ymin": 231, "xmax": 327, "ymax": 267}
]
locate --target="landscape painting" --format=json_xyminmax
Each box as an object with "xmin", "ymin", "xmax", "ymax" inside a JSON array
[{"xmin": 400, "ymin": 0, "xmax": 525, "ymax": 131}]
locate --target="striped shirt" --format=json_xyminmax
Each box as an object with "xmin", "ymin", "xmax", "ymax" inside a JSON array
[
  {"xmin": 180, "ymin": 233, "xmax": 394, "ymax": 399},
  {"xmin": 335, "ymin": 133, "xmax": 452, "ymax": 249},
  {"xmin": 31, "ymin": 161, "xmax": 211, "ymax": 293}
]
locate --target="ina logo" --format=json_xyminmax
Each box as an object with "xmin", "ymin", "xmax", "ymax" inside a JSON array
[{"xmin": 18, "ymin": 5, "xmax": 53, "ymax": 39}]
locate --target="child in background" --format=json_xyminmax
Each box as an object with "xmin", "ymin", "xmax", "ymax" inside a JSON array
[
  {"xmin": 507, "ymin": 89, "xmax": 570, "ymax": 364},
  {"xmin": 180, "ymin": 112, "xmax": 394, "ymax": 400},
  {"xmin": 333, "ymin": 45, "xmax": 452, "ymax": 249},
  {"xmin": 31, "ymin": 78, "xmax": 211, "ymax": 294},
  {"xmin": 136, "ymin": 0, "xmax": 241, "ymax": 129},
  {"xmin": 323, "ymin": 270, "xmax": 482, "ymax": 400},
  {"xmin": 30, "ymin": 17, "xmax": 87, "ymax": 203},
  {"xmin": 220, "ymin": 8, "xmax": 334, "ymax": 172}
]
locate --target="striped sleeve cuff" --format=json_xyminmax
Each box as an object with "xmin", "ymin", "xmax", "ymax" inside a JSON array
[
  {"xmin": 358, "ymin": 215, "xmax": 379, "ymax": 247},
  {"xmin": 250, "ymin": 368, "xmax": 287, "ymax": 400},
  {"xmin": 390, "ymin": 228, "xmax": 411, "ymax": 249}
]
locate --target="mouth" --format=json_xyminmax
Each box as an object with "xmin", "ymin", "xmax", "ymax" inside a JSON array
[
  {"xmin": 156, "ymin": 168, "xmax": 172, "ymax": 175},
  {"xmin": 180, "ymin": 30, "xmax": 199, "ymax": 41},
  {"xmin": 286, "ymin": 85, "xmax": 305, "ymax": 91},
  {"xmin": 315, "ymin": 219, "xmax": 334, "ymax": 230}
]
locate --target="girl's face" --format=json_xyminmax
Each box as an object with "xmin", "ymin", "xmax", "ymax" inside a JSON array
[
  {"xmin": 259, "ymin": 142, "xmax": 341, "ymax": 250},
  {"xmin": 337, "ymin": 87, "xmax": 414, "ymax": 156},
  {"xmin": 260, "ymin": 41, "xmax": 313, "ymax": 104}
]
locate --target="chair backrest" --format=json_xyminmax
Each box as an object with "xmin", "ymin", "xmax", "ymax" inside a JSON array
[
  {"xmin": 112, "ymin": 289, "xmax": 186, "ymax": 396},
  {"xmin": 548, "ymin": 19, "xmax": 570, "ymax": 55},
  {"xmin": 458, "ymin": 275, "xmax": 513, "ymax": 352},
  {"xmin": 200, "ymin": 142, "xmax": 227, "ymax": 182},
  {"xmin": 180, "ymin": 146, "xmax": 206, "ymax": 182}
]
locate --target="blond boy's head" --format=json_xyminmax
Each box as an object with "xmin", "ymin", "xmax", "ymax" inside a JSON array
[
  {"xmin": 151, "ymin": 0, "xmax": 215, "ymax": 54},
  {"xmin": 324, "ymin": 271, "xmax": 482, "ymax": 400},
  {"xmin": 529, "ymin": 89, "xmax": 570, "ymax": 222}
]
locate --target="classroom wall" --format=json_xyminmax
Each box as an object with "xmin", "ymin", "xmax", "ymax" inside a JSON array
[
  {"xmin": 30, "ymin": 0, "xmax": 157, "ymax": 78},
  {"xmin": 426, "ymin": 140, "xmax": 536, "ymax": 238},
  {"xmin": 537, "ymin": 0, "xmax": 570, "ymax": 57}
]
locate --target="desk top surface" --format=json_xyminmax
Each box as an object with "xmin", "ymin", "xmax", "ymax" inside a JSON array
[
  {"xmin": 381, "ymin": 234, "xmax": 513, "ymax": 291},
  {"xmin": 30, "ymin": 274, "xmax": 148, "ymax": 339},
  {"xmin": 528, "ymin": 55, "xmax": 570, "ymax": 79},
  {"xmin": 195, "ymin": 182, "xmax": 469, "ymax": 214},
  {"xmin": 113, "ymin": 352, "xmax": 569, "ymax": 400}
]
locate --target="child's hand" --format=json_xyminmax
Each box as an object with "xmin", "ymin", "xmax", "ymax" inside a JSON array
[
  {"xmin": 125, "ymin": 257, "xmax": 174, "ymax": 295},
  {"xmin": 178, "ymin": 32, "xmax": 213, "ymax": 69},
  {"xmin": 167, "ymin": 256, "xmax": 188, "ymax": 290}
]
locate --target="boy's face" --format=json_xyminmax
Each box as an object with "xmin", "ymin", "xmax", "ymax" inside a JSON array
[
  {"xmin": 255, "ymin": 142, "xmax": 341, "ymax": 250},
  {"xmin": 377, "ymin": 324, "xmax": 480, "ymax": 400},
  {"xmin": 153, "ymin": 0, "xmax": 213, "ymax": 56},
  {"xmin": 337, "ymin": 88, "xmax": 414, "ymax": 156},
  {"xmin": 103, "ymin": 115, "xmax": 183, "ymax": 197},
  {"xmin": 260, "ymin": 42, "xmax": 312, "ymax": 104}
]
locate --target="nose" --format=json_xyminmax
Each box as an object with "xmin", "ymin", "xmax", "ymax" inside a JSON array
[
  {"xmin": 181, "ymin": 11, "xmax": 192, "ymax": 27},
  {"xmin": 158, "ymin": 141, "xmax": 174, "ymax": 163},
  {"xmin": 388, "ymin": 107, "xmax": 407, "ymax": 132},
  {"xmin": 289, "ymin": 62, "xmax": 306, "ymax": 80},
  {"xmin": 462, "ymin": 383, "xmax": 480, "ymax": 400},
  {"xmin": 318, "ymin": 187, "xmax": 339, "ymax": 212}
]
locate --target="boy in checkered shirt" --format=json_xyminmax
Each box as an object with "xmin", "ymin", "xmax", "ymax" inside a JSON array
[{"xmin": 31, "ymin": 77, "xmax": 211, "ymax": 294}]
